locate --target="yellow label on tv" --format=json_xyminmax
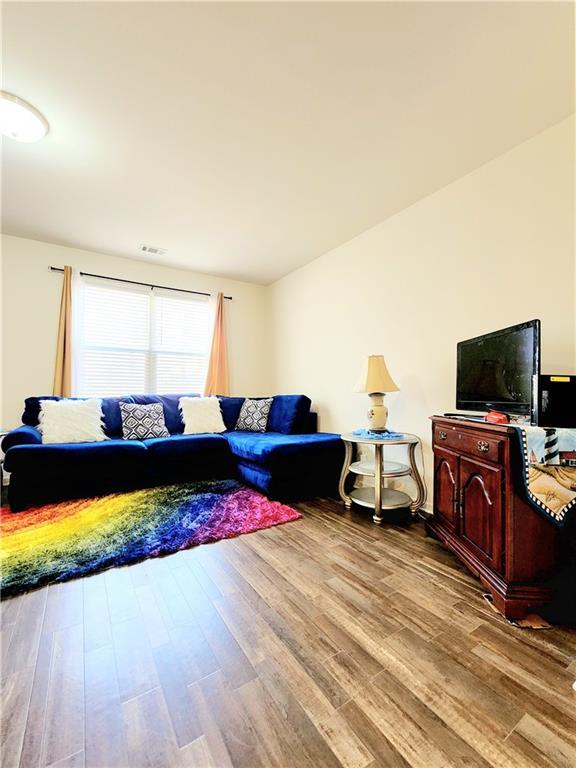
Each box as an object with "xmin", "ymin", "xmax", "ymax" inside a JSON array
[{"xmin": 550, "ymin": 376, "xmax": 571, "ymax": 382}]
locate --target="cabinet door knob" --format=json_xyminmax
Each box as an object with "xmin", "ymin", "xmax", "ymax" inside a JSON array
[
  {"xmin": 439, "ymin": 431, "xmax": 447, "ymax": 441},
  {"xmin": 477, "ymin": 440, "xmax": 490, "ymax": 453}
]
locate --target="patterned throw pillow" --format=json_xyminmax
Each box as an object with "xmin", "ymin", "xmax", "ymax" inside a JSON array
[
  {"xmin": 120, "ymin": 402, "xmax": 170, "ymax": 440},
  {"xmin": 235, "ymin": 398, "xmax": 273, "ymax": 432}
]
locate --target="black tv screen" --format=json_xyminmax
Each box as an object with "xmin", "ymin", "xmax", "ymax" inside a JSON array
[{"xmin": 456, "ymin": 320, "xmax": 540, "ymax": 415}]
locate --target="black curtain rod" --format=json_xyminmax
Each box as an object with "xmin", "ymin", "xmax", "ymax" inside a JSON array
[{"xmin": 49, "ymin": 266, "xmax": 232, "ymax": 300}]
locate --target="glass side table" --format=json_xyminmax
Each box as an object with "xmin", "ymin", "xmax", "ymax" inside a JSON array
[{"xmin": 339, "ymin": 432, "xmax": 426, "ymax": 524}]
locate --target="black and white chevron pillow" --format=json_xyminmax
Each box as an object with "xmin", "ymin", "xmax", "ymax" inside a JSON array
[
  {"xmin": 120, "ymin": 402, "xmax": 170, "ymax": 440},
  {"xmin": 235, "ymin": 398, "xmax": 273, "ymax": 432}
]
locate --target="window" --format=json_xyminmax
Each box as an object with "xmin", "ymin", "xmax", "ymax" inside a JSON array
[{"xmin": 75, "ymin": 277, "xmax": 211, "ymax": 397}]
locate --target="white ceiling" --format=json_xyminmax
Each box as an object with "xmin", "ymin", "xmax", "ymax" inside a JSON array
[{"xmin": 2, "ymin": 2, "xmax": 574, "ymax": 284}]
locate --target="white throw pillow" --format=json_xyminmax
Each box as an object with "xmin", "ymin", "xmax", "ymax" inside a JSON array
[
  {"xmin": 39, "ymin": 399, "xmax": 108, "ymax": 444},
  {"xmin": 179, "ymin": 397, "xmax": 226, "ymax": 434}
]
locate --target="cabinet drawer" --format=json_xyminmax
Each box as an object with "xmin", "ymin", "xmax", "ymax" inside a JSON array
[{"xmin": 434, "ymin": 427, "xmax": 503, "ymax": 463}]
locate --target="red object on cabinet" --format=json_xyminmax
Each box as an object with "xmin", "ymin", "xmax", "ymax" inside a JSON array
[{"xmin": 485, "ymin": 410, "xmax": 510, "ymax": 424}]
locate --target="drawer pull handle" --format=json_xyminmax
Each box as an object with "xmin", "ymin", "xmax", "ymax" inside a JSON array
[
  {"xmin": 477, "ymin": 440, "xmax": 490, "ymax": 453},
  {"xmin": 439, "ymin": 431, "xmax": 447, "ymax": 441}
]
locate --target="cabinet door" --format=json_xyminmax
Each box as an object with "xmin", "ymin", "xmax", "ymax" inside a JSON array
[
  {"xmin": 459, "ymin": 457, "xmax": 503, "ymax": 572},
  {"xmin": 433, "ymin": 448, "xmax": 459, "ymax": 531}
]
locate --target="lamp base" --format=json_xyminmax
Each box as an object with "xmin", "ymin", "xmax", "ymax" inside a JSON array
[{"xmin": 367, "ymin": 393, "xmax": 388, "ymax": 431}]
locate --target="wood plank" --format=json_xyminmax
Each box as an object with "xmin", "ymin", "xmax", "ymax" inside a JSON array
[
  {"xmin": 197, "ymin": 670, "xmax": 268, "ymax": 768},
  {"xmin": 172, "ymin": 567, "xmax": 257, "ymax": 690},
  {"xmin": 178, "ymin": 735, "xmax": 218, "ymax": 768},
  {"xmin": 111, "ymin": 616, "xmax": 159, "ymax": 702},
  {"xmin": 104, "ymin": 566, "xmax": 140, "ymax": 625},
  {"xmin": 255, "ymin": 658, "xmax": 343, "ymax": 768},
  {"xmin": 339, "ymin": 699, "xmax": 410, "ymax": 768},
  {"xmin": 18, "ymin": 632, "xmax": 54, "ymax": 768},
  {"xmin": 133, "ymin": 583, "xmax": 171, "ymax": 649},
  {"xmin": 82, "ymin": 573, "xmax": 112, "ymax": 652},
  {"xmin": 40, "ymin": 623, "xmax": 84, "ymax": 767},
  {"xmin": 510, "ymin": 714, "xmax": 576, "ymax": 768},
  {"xmin": 152, "ymin": 643, "xmax": 202, "ymax": 748},
  {"xmin": 2, "ymin": 589, "xmax": 47, "ymax": 679},
  {"xmin": 187, "ymin": 682, "xmax": 234, "ymax": 768},
  {"xmin": 122, "ymin": 687, "xmax": 182, "ymax": 768},
  {"xmin": 1, "ymin": 665, "xmax": 36, "ymax": 768},
  {"xmin": 352, "ymin": 677, "xmax": 464, "ymax": 768},
  {"xmin": 42, "ymin": 581, "xmax": 83, "ymax": 636},
  {"xmin": 0, "ymin": 596, "xmax": 22, "ymax": 629},
  {"xmin": 471, "ymin": 642, "xmax": 575, "ymax": 718},
  {"xmin": 235, "ymin": 678, "xmax": 317, "ymax": 768},
  {"xmin": 46, "ymin": 751, "xmax": 85, "ymax": 768},
  {"xmin": 84, "ymin": 644, "xmax": 129, "ymax": 768}
]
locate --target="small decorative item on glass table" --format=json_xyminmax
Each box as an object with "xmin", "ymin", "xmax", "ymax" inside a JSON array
[{"xmin": 339, "ymin": 431, "xmax": 426, "ymax": 524}]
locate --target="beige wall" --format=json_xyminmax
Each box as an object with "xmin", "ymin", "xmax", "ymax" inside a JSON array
[
  {"xmin": 268, "ymin": 117, "xmax": 575, "ymax": 506},
  {"xmin": 2, "ymin": 118, "xmax": 574, "ymax": 506},
  {"xmin": 1, "ymin": 235, "xmax": 271, "ymax": 428},
  {"xmin": 0, "ymin": 242, "xmax": 3, "ymax": 430}
]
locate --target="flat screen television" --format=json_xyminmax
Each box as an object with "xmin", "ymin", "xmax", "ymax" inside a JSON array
[{"xmin": 456, "ymin": 320, "xmax": 540, "ymax": 416}]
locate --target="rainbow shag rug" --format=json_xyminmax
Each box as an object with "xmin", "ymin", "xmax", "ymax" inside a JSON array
[{"xmin": 0, "ymin": 480, "xmax": 301, "ymax": 597}]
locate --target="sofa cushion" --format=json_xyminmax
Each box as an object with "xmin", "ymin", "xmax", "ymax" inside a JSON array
[
  {"xmin": 143, "ymin": 433, "xmax": 229, "ymax": 461},
  {"xmin": 143, "ymin": 433, "xmax": 232, "ymax": 484},
  {"xmin": 4, "ymin": 439, "xmax": 147, "ymax": 476},
  {"xmin": 22, "ymin": 395, "xmax": 134, "ymax": 437},
  {"xmin": 130, "ymin": 393, "xmax": 199, "ymax": 434},
  {"xmin": 268, "ymin": 395, "xmax": 312, "ymax": 434},
  {"xmin": 225, "ymin": 431, "xmax": 343, "ymax": 473},
  {"xmin": 218, "ymin": 397, "xmax": 246, "ymax": 430}
]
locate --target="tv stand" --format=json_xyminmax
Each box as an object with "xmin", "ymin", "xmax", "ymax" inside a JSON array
[
  {"xmin": 442, "ymin": 413, "xmax": 486, "ymax": 422},
  {"xmin": 427, "ymin": 416, "xmax": 561, "ymax": 619}
]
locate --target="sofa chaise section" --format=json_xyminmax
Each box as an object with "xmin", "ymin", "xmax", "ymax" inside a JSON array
[{"xmin": 226, "ymin": 431, "xmax": 344, "ymax": 499}]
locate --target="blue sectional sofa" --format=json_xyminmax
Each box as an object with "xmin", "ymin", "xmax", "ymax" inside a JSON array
[{"xmin": 2, "ymin": 393, "xmax": 345, "ymax": 511}]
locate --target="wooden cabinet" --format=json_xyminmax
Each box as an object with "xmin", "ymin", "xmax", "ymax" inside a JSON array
[
  {"xmin": 433, "ymin": 447, "xmax": 458, "ymax": 531},
  {"xmin": 458, "ymin": 457, "xmax": 502, "ymax": 571},
  {"xmin": 426, "ymin": 417, "xmax": 561, "ymax": 619}
]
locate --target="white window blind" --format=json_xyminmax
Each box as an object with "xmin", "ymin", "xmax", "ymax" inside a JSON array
[{"xmin": 75, "ymin": 277, "xmax": 211, "ymax": 397}]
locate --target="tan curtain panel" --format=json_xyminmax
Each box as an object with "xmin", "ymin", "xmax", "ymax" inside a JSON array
[
  {"xmin": 53, "ymin": 265, "xmax": 73, "ymax": 397},
  {"xmin": 203, "ymin": 292, "xmax": 230, "ymax": 396}
]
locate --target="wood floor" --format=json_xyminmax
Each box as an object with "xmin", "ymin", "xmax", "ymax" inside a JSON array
[{"xmin": 1, "ymin": 498, "xmax": 575, "ymax": 768}]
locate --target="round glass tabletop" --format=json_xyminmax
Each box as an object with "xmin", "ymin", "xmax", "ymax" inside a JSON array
[{"xmin": 341, "ymin": 431, "xmax": 419, "ymax": 446}]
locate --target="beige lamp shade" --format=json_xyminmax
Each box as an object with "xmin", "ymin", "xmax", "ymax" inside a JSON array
[{"xmin": 356, "ymin": 355, "xmax": 399, "ymax": 394}]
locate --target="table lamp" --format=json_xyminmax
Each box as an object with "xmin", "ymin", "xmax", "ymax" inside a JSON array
[{"xmin": 356, "ymin": 354, "xmax": 399, "ymax": 432}]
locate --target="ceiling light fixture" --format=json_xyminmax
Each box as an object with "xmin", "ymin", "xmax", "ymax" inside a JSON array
[{"xmin": 0, "ymin": 91, "xmax": 49, "ymax": 142}]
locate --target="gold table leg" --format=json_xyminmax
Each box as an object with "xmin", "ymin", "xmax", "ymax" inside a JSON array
[
  {"xmin": 338, "ymin": 440, "xmax": 353, "ymax": 509},
  {"xmin": 373, "ymin": 443, "xmax": 383, "ymax": 524},
  {"xmin": 408, "ymin": 440, "xmax": 427, "ymax": 513}
]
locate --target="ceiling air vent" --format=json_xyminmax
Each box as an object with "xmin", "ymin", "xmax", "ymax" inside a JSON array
[{"xmin": 138, "ymin": 243, "xmax": 167, "ymax": 257}]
